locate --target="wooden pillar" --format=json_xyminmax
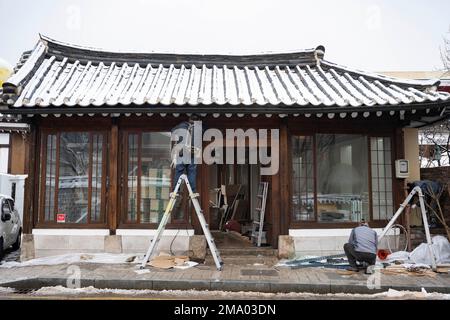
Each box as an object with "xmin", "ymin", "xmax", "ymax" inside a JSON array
[
  {"xmin": 393, "ymin": 127, "xmax": 406, "ymax": 226},
  {"xmin": 23, "ymin": 126, "xmax": 37, "ymax": 234},
  {"xmin": 200, "ymin": 162, "xmax": 209, "ymax": 225},
  {"xmin": 108, "ymin": 122, "xmax": 119, "ymax": 234},
  {"xmin": 279, "ymin": 122, "xmax": 290, "ymax": 236},
  {"xmin": 190, "ymin": 162, "xmax": 203, "ymax": 234}
]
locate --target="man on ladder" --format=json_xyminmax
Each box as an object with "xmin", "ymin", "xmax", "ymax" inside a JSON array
[
  {"xmin": 171, "ymin": 115, "xmax": 202, "ymax": 194},
  {"xmin": 140, "ymin": 117, "xmax": 223, "ymax": 270}
]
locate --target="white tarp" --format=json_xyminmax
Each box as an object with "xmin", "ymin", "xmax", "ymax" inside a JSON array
[
  {"xmin": 410, "ymin": 235, "xmax": 450, "ymax": 265},
  {"xmin": 386, "ymin": 235, "xmax": 450, "ymax": 265},
  {"xmin": 0, "ymin": 253, "xmax": 141, "ymax": 268}
]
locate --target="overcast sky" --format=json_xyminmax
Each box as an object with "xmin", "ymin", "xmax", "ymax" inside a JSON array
[{"xmin": 0, "ymin": 0, "xmax": 449, "ymax": 72}]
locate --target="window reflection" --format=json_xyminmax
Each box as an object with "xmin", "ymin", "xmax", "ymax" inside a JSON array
[
  {"xmin": 291, "ymin": 136, "xmax": 315, "ymax": 221},
  {"xmin": 316, "ymin": 134, "xmax": 369, "ymax": 222}
]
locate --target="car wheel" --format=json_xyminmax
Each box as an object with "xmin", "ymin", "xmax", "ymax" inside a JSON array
[
  {"xmin": 12, "ymin": 229, "xmax": 21, "ymax": 251},
  {"xmin": 0, "ymin": 238, "xmax": 4, "ymax": 261}
]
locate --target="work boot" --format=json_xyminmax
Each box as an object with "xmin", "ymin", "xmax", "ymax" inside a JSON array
[
  {"xmin": 365, "ymin": 265, "xmax": 375, "ymax": 274},
  {"xmin": 357, "ymin": 261, "xmax": 369, "ymax": 270}
]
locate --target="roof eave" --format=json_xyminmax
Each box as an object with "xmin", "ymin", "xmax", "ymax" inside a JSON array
[
  {"xmin": 2, "ymin": 39, "xmax": 47, "ymax": 94},
  {"xmin": 1, "ymin": 100, "xmax": 448, "ymax": 116}
]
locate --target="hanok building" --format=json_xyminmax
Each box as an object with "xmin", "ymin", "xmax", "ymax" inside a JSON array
[{"xmin": 1, "ymin": 35, "xmax": 449, "ymax": 258}]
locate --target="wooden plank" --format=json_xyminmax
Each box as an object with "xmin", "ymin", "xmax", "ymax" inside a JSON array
[
  {"xmin": 393, "ymin": 127, "xmax": 406, "ymax": 226},
  {"xmin": 23, "ymin": 125, "xmax": 37, "ymax": 234},
  {"xmin": 269, "ymin": 163, "xmax": 280, "ymax": 248},
  {"xmin": 108, "ymin": 121, "xmax": 119, "ymax": 234},
  {"xmin": 279, "ymin": 121, "xmax": 290, "ymax": 236},
  {"xmin": 53, "ymin": 132, "xmax": 60, "ymax": 223},
  {"xmin": 200, "ymin": 162, "xmax": 209, "ymax": 226}
]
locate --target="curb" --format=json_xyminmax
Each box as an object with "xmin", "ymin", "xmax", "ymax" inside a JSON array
[{"xmin": 2, "ymin": 277, "xmax": 450, "ymax": 294}]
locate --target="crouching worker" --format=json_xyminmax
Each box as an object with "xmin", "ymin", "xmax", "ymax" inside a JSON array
[{"xmin": 344, "ymin": 221, "xmax": 378, "ymax": 272}]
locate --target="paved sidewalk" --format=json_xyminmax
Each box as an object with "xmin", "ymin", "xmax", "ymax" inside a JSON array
[{"xmin": 1, "ymin": 260, "xmax": 449, "ymax": 294}]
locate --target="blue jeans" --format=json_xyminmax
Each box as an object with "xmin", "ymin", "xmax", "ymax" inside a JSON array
[{"xmin": 174, "ymin": 162, "xmax": 197, "ymax": 192}]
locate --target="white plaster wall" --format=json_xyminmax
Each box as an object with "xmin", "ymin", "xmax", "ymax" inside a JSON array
[{"xmin": 118, "ymin": 229, "xmax": 193, "ymax": 254}]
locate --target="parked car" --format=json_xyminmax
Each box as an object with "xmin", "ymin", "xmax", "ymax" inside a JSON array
[{"xmin": 0, "ymin": 195, "xmax": 21, "ymax": 259}]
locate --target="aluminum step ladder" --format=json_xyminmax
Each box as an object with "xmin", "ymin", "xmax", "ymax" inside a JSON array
[
  {"xmin": 140, "ymin": 174, "xmax": 223, "ymax": 270},
  {"xmin": 378, "ymin": 185, "xmax": 437, "ymax": 271},
  {"xmin": 251, "ymin": 182, "xmax": 269, "ymax": 247}
]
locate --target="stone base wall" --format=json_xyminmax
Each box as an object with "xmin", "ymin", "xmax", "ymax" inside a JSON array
[
  {"xmin": 21, "ymin": 229, "xmax": 194, "ymax": 260},
  {"xmin": 287, "ymin": 228, "xmax": 399, "ymax": 257}
]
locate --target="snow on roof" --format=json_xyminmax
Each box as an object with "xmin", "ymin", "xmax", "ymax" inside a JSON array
[{"xmin": 1, "ymin": 35, "xmax": 449, "ymax": 115}]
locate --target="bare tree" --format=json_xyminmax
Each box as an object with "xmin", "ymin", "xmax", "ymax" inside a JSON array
[
  {"xmin": 419, "ymin": 123, "xmax": 450, "ymax": 168},
  {"xmin": 419, "ymin": 27, "xmax": 450, "ymax": 168},
  {"xmin": 441, "ymin": 25, "xmax": 450, "ymax": 71},
  {"xmin": 425, "ymin": 183, "xmax": 450, "ymax": 241}
]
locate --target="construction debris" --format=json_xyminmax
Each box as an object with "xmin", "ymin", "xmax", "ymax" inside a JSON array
[
  {"xmin": 381, "ymin": 264, "xmax": 436, "ymax": 277},
  {"xmin": 148, "ymin": 255, "xmax": 189, "ymax": 269}
]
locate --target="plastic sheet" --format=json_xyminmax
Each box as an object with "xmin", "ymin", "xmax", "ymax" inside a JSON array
[
  {"xmin": 410, "ymin": 235, "xmax": 450, "ymax": 265},
  {"xmin": 385, "ymin": 235, "xmax": 450, "ymax": 265},
  {"xmin": 385, "ymin": 251, "xmax": 411, "ymax": 263}
]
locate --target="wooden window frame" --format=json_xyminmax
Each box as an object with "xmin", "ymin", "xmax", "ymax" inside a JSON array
[
  {"xmin": 289, "ymin": 130, "xmax": 395, "ymax": 229},
  {"xmin": 119, "ymin": 130, "xmax": 189, "ymax": 228},
  {"xmin": 36, "ymin": 129, "xmax": 108, "ymax": 228},
  {"xmin": 368, "ymin": 134, "xmax": 396, "ymax": 223},
  {"xmin": 290, "ymin": 134, "xmax": 316, "ymax": 222}
]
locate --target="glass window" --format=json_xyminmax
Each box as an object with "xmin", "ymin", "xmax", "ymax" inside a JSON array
[
  {"xmin": 316, "ymin": 134, "xmax": 369, "ymax": 223},
  {"xmin": 141, "ymin": 132, "xmax": 172, "ymax": 223},
  {"xmin": 291, "ymin": 133, "xmax": 395, "ymax": 225},
  {"xmin": 125, "ymin": 132, "xmax": 172, "ymax": 224},
  {"xmin": 2, "ymin": 199, "xmax": 11, "ymax": 214},
  {"xmin": 371, "ymin": 137, "xmax": 394, "ymax": 220},
  {"xmin": 291, "ymin": 136, "xmax": 315, "ymax": 221},
  {"xmin": 40, "ymin": 132, "xmax": 106, "ymax": 224},
  {"xmin": 44, "ymin": 134, "xmax": 57, "ymax": 221},
  {"xmin": 7, "ymin": 199, "xmax": 14, "ymax": 211},
  {"xmin": 127, "ymin": 134, "xmax": 138, "ymax": 222},
  {"xmin": 58, "ymin": 132, "xmax": 90, "ymax": 223}
]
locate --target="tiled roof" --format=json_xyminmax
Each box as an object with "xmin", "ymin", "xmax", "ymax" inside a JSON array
[{"xmin": 1, "ymin": 35, "xmax": 449, "ymax": 114}]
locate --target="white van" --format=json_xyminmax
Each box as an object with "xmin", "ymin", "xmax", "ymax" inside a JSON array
[{"xmin": 0, "ymin": 194, "xmax": 22, "ymax": 259}]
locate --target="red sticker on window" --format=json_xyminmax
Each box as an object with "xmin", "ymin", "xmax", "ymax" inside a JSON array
[{"xmin": 57, "ymin": 213, "xmax": 66, "ymax": 223}]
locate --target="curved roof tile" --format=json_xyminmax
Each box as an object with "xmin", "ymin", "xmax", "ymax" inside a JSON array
[{"xmin": 1, "ymin": 35, "xmax": 449, "ymax": 112}]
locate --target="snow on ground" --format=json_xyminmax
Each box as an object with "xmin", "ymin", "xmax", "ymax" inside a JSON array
[
  {"xmin": 0, "ymin": 253, "xmax": 142, "ymax": 269},
  {"xmin": 18, "ymin": 286, "xmax": 449, "ymax": 300},
  {"xmin": 0, "ymin": 252, "xmax": 197, "ymax": 270}
]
